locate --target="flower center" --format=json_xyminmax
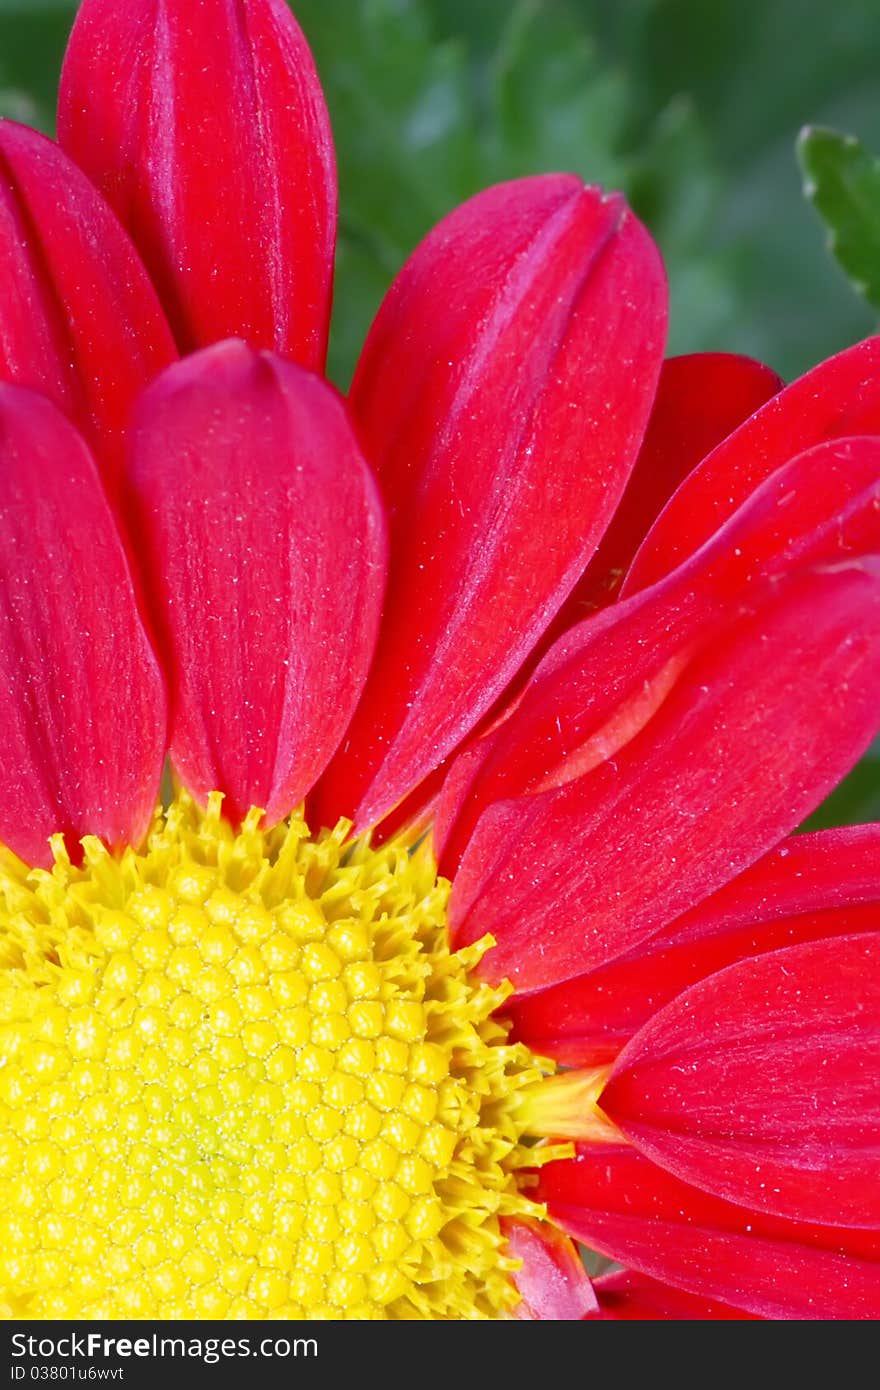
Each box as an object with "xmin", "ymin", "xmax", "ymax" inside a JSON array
[{"xmin": 0, "ymin": 792, "xmax": 567, "ymax": 1320}]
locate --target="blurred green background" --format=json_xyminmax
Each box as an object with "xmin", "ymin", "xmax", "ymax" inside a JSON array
[{"xmin": 2, "ymin": 0, "xmax": 880, "ymax": 825}]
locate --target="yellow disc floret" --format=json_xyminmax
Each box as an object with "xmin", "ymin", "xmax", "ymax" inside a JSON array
[{"xmin": 0, "ymin": 791, "xmax": 567, "ymax": 1320}]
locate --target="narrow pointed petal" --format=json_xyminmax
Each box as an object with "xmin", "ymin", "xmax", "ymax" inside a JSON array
[
  {"xmin": 600, "ymin": 933, "xmax": 880, "ymax": 1228},
  {"xmin": 59, "ymin": 0, "xmax": 336, "ymax": 368},
  {"xmin": 555, "ymin": 351, "xmax": 782, "ymax": 623},
  {"xmin": 500, "ymin": 1218, "xmax": 598, "ymax": 1320},
  {"xmin": 127, "ymin": 342, "xmax": 386, "ymax": 826},
  {"xmin": 0, "ymin": 121, "xmax": 176, "ymax": 491},
  {"xmin": 625, "ymin": 335, "xmax": 880, "ymax": 592},
  {"xmin": 0, "ymin": 386, "xmax": 166, "ymax": 867},
  {"xmin": 312, "ymin": 175, "xmax": 666, "ymax": 831},
  {"xmin": 508, "ymin": 825, "xmax": 880, "ymax": 1065},
  {"xmin": 593, "ymin": 1270, "xmax": 760, "ymax": 1320},
  {"xmin": 537, "ymin": 1145, "xmax": 880, "ymax": 1320},
  {"xmin": 447, "ymin": 560, "xmax": 880, "ymax": 991}
]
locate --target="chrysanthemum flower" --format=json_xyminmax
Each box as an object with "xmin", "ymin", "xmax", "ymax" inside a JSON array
[{"xmin": 0, "ymin": 0, "xmax": 879, "ymax": 1321}]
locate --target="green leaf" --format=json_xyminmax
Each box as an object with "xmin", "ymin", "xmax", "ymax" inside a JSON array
[
  {"xmin": 801, "ymin": 739, "xmax": 880, "ymax": 832},
  {"xmin": 482, "ymin": 0, "xmax": 630, "ymax": 189},
  {"xmin": 798, "ymin": 125, "xmax": 880, "ymax": 311},
  {"xmin": 0, "ymin": 1, "xmax": 76, "ymax": 134}
]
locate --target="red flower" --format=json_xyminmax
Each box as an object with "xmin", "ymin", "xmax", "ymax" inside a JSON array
[{"xmin": 0, "ymin": 0, "xmax": 878, "ymax": 1320}]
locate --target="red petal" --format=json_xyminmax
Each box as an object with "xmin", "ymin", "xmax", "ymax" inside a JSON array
[
  {"xmin": 500, "ymin": 1217, "xmax": 598, "ymax": 1320},
  {"xmin": 437, "ymin": 436, "xmax": 880, "ymax": 874},
  {"xmin": 555, "ymin": 351, "xmax": 782, "ymax": 623},
  {"xmin": 58, "ymin": 0, "xmax": 336, "ymax": 369},
  {"xmin": 508, "ymin": 824, "xmax": 880, "ymax": 1065},
  {"xmin": 625, "ymin": 335, "xmax": 880, "ymax": 593},
  {"xmin": 0, "ymin": 386, "xmax": 166, "ymax": 867},
  {"xmin": 592, "ymin": 1270, "xmax": 759, "ymax": 1320},
  {"xmin": 0, "ymin": 121, "xmax": 176, "ymax": 493},
  {"xmin": 126, "ymin": 341, "xmax": 386, "ymax": 826},
  {"xmin": 537, "ymin": 1145, "xmax": 880, "ymax": 1320},
  {"xmin": 602, "ymin": 933, "xmax": 880, "ymax": 1228},
  {"xmin": 311, "ymin": 176, "xmax": 666, "ymax": 831},
  {"xmin": 447, "ymin": 559, "xmax": 880, "ymax": 991}
]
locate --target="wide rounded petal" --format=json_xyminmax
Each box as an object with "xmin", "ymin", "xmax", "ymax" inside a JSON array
[
  {"xmin": 0, "ymin": 386, "xmax": 166, "ymax": 867},
  {"xmin": 508, "ymin": 825, "xmax": 880, "ymax": 1065},
  {"xmin": 447, "ymin": 559, "xmax": 880, "ymax": 990},
  {"xmin": 59, "ymin": 0, "xmax": 336, "ymax": 369},
  {"xmin": 537, "ymin": 1145, "xmax": 880, "ymax": 1320},
  {"xmin": 126, "ymin": 342, "xmax": 386, "ymax": 827},
  {"xmin": 555, "ymin": 351, "xmax": 782, "ymax": 623},
  {"xmin": 312, "ymin": 175, "xmax": 667, "ymax": 831},
  {"xmin": 501, "ymin": 1217, "xmax": 598, "ymax": 1320},
  {"xmin": 0, "ymin": 121, "xmax": 176, "ymax": 492},
  {"xmin": 592, "ymin": 1270, "xmax": 759, "ymax": 1320},
  {"xmin": 625, "ymin": 335, "xmax": 880, "ymax": 592},
  {"xmin": 600, "ymin": 933, "xmax": 880, "ymax": 1228}
]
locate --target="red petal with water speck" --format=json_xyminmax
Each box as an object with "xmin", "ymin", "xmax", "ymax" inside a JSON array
[
  {"xmin": 500, "ymin": 1217, "xmax": 598, "ymax": 1320},
  {"xmin": 59, "ymin": 0, "xmax": 336, "ymax": 369},
  {"xmin": 0, "ymin": 121, "xmax": 176, "ymax": 492},
  {"xmin": 126, "ymin": 341, "xmax": 386, "ymax": 827},
  {"xmin": 538, "ymin": 1145, "xmax": 880, "ymax": 1320},
  {"xmin": 446, "ymin": 558, "xmax": 880, "ymax": 991},
  {"xmin": 625, "ymin": 335, "xmax": 880, "ymax": 592},
  {"xmin": 0, "ymin": 386, "xmax": 166, "ymax": 867},
  {"xmin": 311, "ymin": 175, "xmax": 666, "ymax": 832},
  {"xmin": 553, "ymin": 351, "xmax": 782, "ymax": 625},
  {"xmin": 508, "ymin": 824, "xmax": 880, "ymax": 1065},
  {"xmin": 600, "ymin": 933, "xmax": 880, "ymax": 1228},
  {"xmin": 592, "ymin": 1270, "xmax": 759, "ymax": 1320}
]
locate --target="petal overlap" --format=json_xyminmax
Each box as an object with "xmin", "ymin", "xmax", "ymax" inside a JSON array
[
  {"xmin": 442, "ymin": 440, "xmax": 880, "ymax": 990},
  {"xmin": 450, "ymin": 563, "xmax": 880, "ymax": 990},
  {"xmin": 0, "ymin": 121, "xmax": 176, "ymax": 492},
  {"xmin": 537, "ymin": 1145, "xmax": 880, "ymax": 1320},
  {"xmin": 553, "ymin": 351, "xmax": 782, "ymax": 624},
  {"xmin": 600, "ymin": 933, "xmax": 880, "ymax": 1228},
  {"xmin": 312, "ymin": 174, "xmax": 667, "ymax": 832},
  {"xmin": 0, "ymin": 386, "xmax": 166, "ymax": 866},
  {"xmin": 592, "ymin": 1270, "xmax": 759, "ymax": 1320},
  {"xmin": 626, "ymin": 335, "xmax": 880, "ymax": 591},
  {"xmin": 507, "ymin": 824, "xmax": 880, "ymax": 1065},
  {"xmin": 438, "ymin": 436, "xmax": 880, "ymax": 871}
]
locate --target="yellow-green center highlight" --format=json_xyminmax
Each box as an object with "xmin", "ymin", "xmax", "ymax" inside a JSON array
[{"xmin": 0, "ymin": 791, "xmax": 571, "ymax": 1320}]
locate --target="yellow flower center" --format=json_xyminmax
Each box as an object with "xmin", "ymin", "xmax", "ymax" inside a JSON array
[{"xmin": 0, "ymin": 792, "xmax": 568, "ymax": 1320}]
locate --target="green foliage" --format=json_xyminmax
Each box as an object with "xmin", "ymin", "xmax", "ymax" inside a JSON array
[
  {"xmin": 803, "ymin": 741, "xmax": 880, "ymax": 832},
  {"xmin": 0, "ymin": 0, "xmax": 74, "ymax": 130},
  {"xmin": 799, "ymin": 126, "xmax": 880, "ymax": 312},
  {"xmin": 294, "ymin": 0, "xmax": 645, "ymax": 384}
]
